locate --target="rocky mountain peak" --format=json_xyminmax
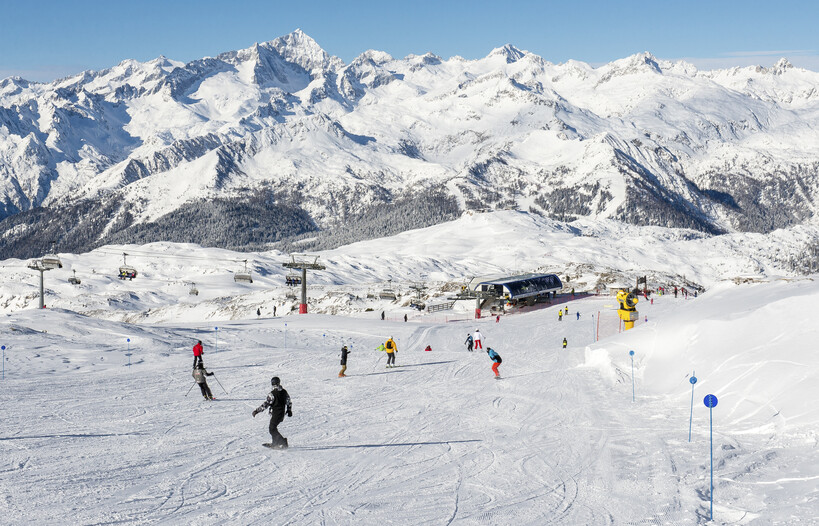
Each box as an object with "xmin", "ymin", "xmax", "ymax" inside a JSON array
[{"xmin": 488, "ymin": 44, "xmax": 526, "ymax": 63}]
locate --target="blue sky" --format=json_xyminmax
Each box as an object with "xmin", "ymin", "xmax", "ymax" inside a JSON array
[{"xmin": 2, "ymin": 0, "xmax": 818, "ymax": 82}]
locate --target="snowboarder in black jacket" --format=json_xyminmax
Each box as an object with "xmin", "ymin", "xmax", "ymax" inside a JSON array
[
  {"xmin": 252, "ymin": 376, "xmax": 292, "ymax": 448},
  {"xmin": 339, "ymin": 345, "xmax": 350, "ymax": 377},
  {"xmin": 192, "ymin": 363, "xmax": 215, "ymax": 400}
]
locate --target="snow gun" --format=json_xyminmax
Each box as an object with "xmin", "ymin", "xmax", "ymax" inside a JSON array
[{"xmin": 616, "ymin": 289, "xmax": 639, "ymax": 331}]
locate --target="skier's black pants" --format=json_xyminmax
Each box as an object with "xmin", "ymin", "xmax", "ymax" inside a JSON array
[
  {"xmin": 387, "ymin": 352, "xmax": 395, "ymax": 366},
  {"xmin": 198, "ymin": 381, "xmax": 213, "ymax": 399},
  {"xmin": 269, "ymin": 413, "xmax": 286, "ymax": 446},
  {"xmin": 467, "ymin": 343, "xmax": 473, "ymax": 352},
  {"xmin": 193, "ymin": 355, "xmax": 203, "ymax": 368}
]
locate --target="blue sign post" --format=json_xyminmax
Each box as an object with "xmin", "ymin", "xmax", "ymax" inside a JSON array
[
  {"xmin": 126, "ymin": 338, "xmax": 132, "ymax": 367},
  {"xmin": 688, "ymin": 372, "xmax": 698, "ymax": 442},
  {"xmin": 629, "ymin": 350, "xmax": 635, "ymax": 402},
  {"xmin": 284, "ymin": 323, "xmax": 287, "ymax": 350},
  {"xmin": 214, "ymin": 327, "xmax": 219, "ymax": 353},
  {"xmin": 2, "ymin": 345, "xmax": 5, "ymax": 379},
  {"xmin": 704, "ymin": 393, "xmax": 719, "ymax": 522}
]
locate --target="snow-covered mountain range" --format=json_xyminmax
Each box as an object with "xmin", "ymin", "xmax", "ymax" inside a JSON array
[{"xmin": 2, "ymin": 30, "xmax": 819, "ymax": 259}]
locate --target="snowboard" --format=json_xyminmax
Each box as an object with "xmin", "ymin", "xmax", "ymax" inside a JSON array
[{"xmin": 263, "ymin": 440, "xmax": 289, "ymax": 449}]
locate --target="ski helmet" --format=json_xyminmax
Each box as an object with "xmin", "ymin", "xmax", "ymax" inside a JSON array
[{"xmin": 271, "ymin": 376, "xmax": 280, "ymax": 386}]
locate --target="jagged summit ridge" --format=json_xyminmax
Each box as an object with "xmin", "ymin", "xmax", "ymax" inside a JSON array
[{"xmin": 1, "ymin": 30, "xmax": 819, "ymax": 259}]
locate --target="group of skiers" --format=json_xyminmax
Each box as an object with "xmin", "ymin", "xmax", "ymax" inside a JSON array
[
  {"xmin": 188, "ymin": 309, "xmax": 574, "ymax": 447},
  {"xmin": 464, "ymin": 329, "xmax": 501, "ymax": 378},
  {"xmin": 189, "ymin": 341, "xmax": 293, "ymax": 448}
]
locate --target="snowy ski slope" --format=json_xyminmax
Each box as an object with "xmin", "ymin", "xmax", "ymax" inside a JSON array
[{"xmin": 2, "ymin": 276, "xmax": 818, "ymax": 524}]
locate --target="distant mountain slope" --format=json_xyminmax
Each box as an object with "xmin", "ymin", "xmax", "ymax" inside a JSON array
[{"xmin": 2, "ymin": 30, "xmax": 819, "ymax": 259}]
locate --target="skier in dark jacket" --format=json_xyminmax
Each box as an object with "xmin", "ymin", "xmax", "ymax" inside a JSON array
[
  {"xmin": 192, "ymin": 363, "xmax": 215, "ymax": 400},
  {"xmin": 339, "ymin": 345, "xmax": 350, "ymax": 377},
  {"xmin": 192, "ymin": 340, "xmax": 204, "ymax": 368},
  {"xmin": 252, "ymin": 377, "xmax": 292, "ymax": 448},
  {"xmin": 487, "ymin": 347, "xmax": 502, "ymax": 378},
  {"xmin": 465, "ymin": 334, "xmax": 474, "ymax": 352}
]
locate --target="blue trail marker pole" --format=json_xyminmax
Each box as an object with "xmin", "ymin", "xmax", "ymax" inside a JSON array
[
  {"xmin": 704, "ymin": 394, "xmax": 719, "ymax": 522},
  {"xmin": 629, "ymin": 350, "xmax": 635, "ymax": 402},
  {"xmin": 284, "ymin": 323, "xmax": 287, "ymax": 350},
  {"xmin": 2, "ymin": 345, "xmax": 5, "ymax": 379},
  {"xmin": 689, "ymin": 372, "xmax": 698, "ymax": 442},
  {"xmin": 126, "ymin": 338, "xmax": 131, "ymax": 367},
  {"xmin": 214, "ymin": 327, "xmax": 219, "ymax": 353}
]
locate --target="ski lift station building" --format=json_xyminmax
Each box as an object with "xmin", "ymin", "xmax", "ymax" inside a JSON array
[{"xmin": 471, "ymin": 273, "xmax": 563, "ymax": 302}]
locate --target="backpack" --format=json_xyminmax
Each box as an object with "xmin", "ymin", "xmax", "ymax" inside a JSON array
[
  {"xmin": 495, "ymin": 354, "xmax": 502, "ymax": 364},
  {"xmin": 386, "ymin": 341, "xmax": 394, "ymax": 350}
]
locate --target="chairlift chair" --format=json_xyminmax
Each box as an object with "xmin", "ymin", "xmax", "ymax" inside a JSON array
[
  {"xmin": 188, "ymin": 282, "xmax": 199, "ymax": 296},
  {"xmin": 68, "ymin": 270, "xmax": 81, "ymax": 285},
  {"xmin": 234, "ymin": 259, "xmax": 253, "ymax": 283},
  {"xmin": 41, "ymin": 254, "xmax": 63, "ymax": 270},
  {"xmin": 285, "ymin": 272, "xmax": 302, "ymax": 286},
  {"xmin": 118, "ymin": 252, "xmax": 138, "ymax": 280},
  {"xmin": 379, "ymin": 288, "xmax": 397, "ymax": 300},
  {"xmin": 41, "ymin": 241, "xmax": 63, "ymax": 270}
]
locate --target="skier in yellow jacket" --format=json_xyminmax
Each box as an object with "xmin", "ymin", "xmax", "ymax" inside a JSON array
[{"xmin": 384, "ymin": 337, "xmax": 398, "ymax": 368}]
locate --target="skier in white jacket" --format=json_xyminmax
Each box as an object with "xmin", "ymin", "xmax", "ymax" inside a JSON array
[{"xmin": 473, "ymin": 329, "xmax": 484, "ymax": 350}]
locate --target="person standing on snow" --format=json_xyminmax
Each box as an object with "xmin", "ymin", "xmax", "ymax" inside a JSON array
[
  {"xmin": 562, "ymin": 338, "xmax": 568, "ymax": 349},
  {"xmin": 558, "ymin": 309, "xmax": 563, "ymax": 321},
  {"xmin": 192, "ymin": 363, "xmax": 215, "ymax": 400},
  {"xmin": 192, "ymin": 340, "xmax": 204, "ymax": 368},
  {"xmin": 473, "ymin": 329, "xmax": 484, "ymax": 350},
  {"xmin": 576, "ymin": 311, "xmax": 580, "ymax": 320},
  {"xmin": 464, "ymin": 333, "xmax": 474, "ymax": 352},
  {"xmin": 486, "ymin": 347, "xmax": 502, "ymax": 378},
  {"xmin": 252, "ymin": 376, "xmax": 292, "ymax": 449},
  {"xmin": 384, "ymin": 337, "xmax": 398, "ymax": 367},
  {"xmin": 338, "ymin": 345, "xmax": 350, "ymax": 377},
  {"xmin": 381, "ymin": 311, "xmax": 385, "ymax": 321}
]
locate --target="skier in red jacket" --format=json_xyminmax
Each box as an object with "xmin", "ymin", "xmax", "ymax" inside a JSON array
[{"xmin": 192, "ymin": 340, "xmax": 204, "ymax": 368}]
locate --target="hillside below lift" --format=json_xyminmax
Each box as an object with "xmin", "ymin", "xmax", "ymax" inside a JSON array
[
  {"xmin": 234, "ymin": 260, "xmax": 253, "ymax": 283},
  {"xmin": 118, "ymin": 253, "xmax": 138, "ymax": 280},
  {"xmin": 282, "ymin": 254, "xmax": 326, "ymax": 314},
  {"xmin": 27, "ymin": 243, "xmax": 63, "ymax": 308}
]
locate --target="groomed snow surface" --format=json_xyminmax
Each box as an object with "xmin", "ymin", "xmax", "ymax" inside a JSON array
[{"xmin": 2, "ymin": 277, "xmax": 818, "ymax": 524}]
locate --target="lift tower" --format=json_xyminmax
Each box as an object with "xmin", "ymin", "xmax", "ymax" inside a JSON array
[
  {"xmin": 451, "ymin": 288, "xmax": 500, "ymax": 319},
  {"xmin": 282, "ymin": 254, "xmax": 326, "ymax": 314},
  {"xmin": 27, "ymin": 243, "xmax": 63, "ymax": 309}
]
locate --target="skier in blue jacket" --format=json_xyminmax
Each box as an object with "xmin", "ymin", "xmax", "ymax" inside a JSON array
[{"xmin": 487, "ymin": 348, "xmax": 502, "ymax": 378}]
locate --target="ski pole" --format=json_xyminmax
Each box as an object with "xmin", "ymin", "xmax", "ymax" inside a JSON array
[
  {"xmin": 212, "ymin": 374, "xmax": 228, "ymax": 394},
  {"xmin": 185, "ymin": 381, "xmax": 196, "ymax": 397}
]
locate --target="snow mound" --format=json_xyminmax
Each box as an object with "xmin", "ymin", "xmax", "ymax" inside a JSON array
[{"xmin": 584, "ymin": 277, "xmax": 819, "ymax": 434}]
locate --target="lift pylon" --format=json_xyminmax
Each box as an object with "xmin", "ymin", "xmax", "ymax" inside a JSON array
[{"xmin": 282, "ymin": 254, "xmax": 326, "ymax": 314}]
